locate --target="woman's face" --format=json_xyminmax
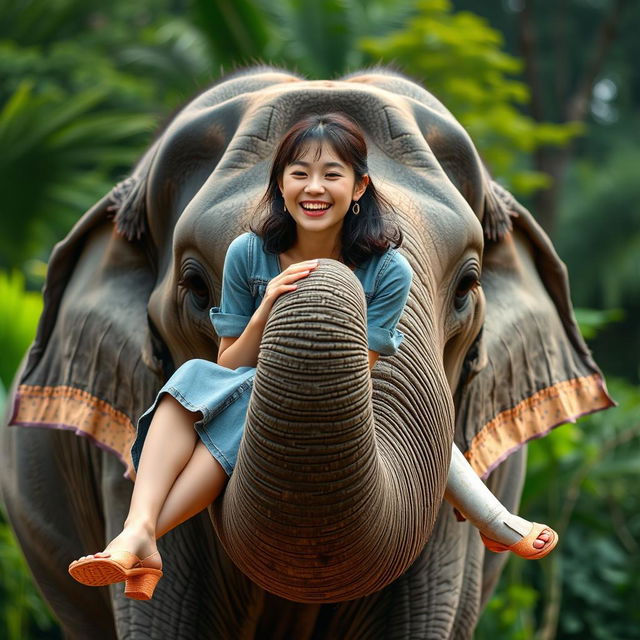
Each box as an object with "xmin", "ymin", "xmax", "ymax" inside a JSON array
[{"xmin": 278, "ymin": 142, "xmax": 368, "ymax": 236}]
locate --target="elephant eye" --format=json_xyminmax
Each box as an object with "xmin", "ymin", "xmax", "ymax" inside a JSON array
[
  {"xmin": 179, "ymin": 264, "xmax": 211, "ymax": 311},
  {"xmin": 454, "ymin": 273, "xmax": 480, "ymax": 311}
]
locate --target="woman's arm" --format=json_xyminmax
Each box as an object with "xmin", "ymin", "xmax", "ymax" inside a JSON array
[
  {"xmin": 217, "ymin": 257, "xmax": 383, "ymax": 371},
  {"xmin": 217, "ymin": 260, "xmax": 318, "ymax": 369},
  {"xmin": 221, "ymin": 336, "xmax": 380, "ymax": 372}
]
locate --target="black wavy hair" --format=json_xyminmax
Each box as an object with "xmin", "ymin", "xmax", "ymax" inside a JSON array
[{"xmin": 252, "ymin": 112, "xmax": 402, "ymax": 267}]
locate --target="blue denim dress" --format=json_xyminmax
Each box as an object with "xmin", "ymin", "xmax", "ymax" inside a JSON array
[{"xmin": 131, "ymin": 232, "xmax": 412, "ymax": 476}]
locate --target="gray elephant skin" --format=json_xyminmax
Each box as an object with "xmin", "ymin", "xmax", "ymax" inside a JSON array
[{"xmin": 1, "ymin": 67, "xmax": 613, "ymax": 639}]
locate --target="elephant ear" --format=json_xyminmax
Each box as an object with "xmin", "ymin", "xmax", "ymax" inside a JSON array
[
  {"xmin": 9, "ymin": 144, "xmax": 163, "ymax": 479},
  {"xmin": 454, "ymin": 182, "xmax": 614, "ymax": 478}
]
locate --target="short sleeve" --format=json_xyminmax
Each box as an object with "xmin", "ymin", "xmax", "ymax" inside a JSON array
[
  {"xmin": 367, "ymin": 252, "xmax": 412, "ymax": 356},
  {"xmin": 209, "ymin": 233, "xmax": 254, "ymax": 337}
]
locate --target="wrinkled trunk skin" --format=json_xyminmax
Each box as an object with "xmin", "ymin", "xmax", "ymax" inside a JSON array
[{"xmin": 214, "ymin": 260, "xmax": 454, "ymax": 603}]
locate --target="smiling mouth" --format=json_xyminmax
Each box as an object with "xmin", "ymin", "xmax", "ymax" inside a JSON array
[
  {"xmin": 300, "ymin": 202, "xmax": 331, "ymax": 211},
  {"xmin": 300, "ymin": 202, "xmax": 331, "ymax": 216}
]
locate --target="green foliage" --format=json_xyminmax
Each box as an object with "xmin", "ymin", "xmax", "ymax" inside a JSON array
[
  {"xmin": 191, "ymin": 0, "xmax": 274, "ymax": 69},
  {"xmin": 558, "ymin": 145, "xmax": 640, "ymax": 309},
  {"xmin": 116, "ymin": 19, "xmax": 211, "ymax": 105},
  {"xmin": 556, "ymin": 144, "xmax": 640, "ymax": 383},
  {"xmin": 0, "ymin": 271, "xmax": 42, "ymax": 389},
  {"xmin": 194, "ymin": 0, "xmax": 409, "ymax": 79},
  {"xmin": 478, "ymin": 580, "xmax": 538, "ymax": 640},
  {"xmin": 269, "ymin": 0, "xmax": 355, "ymax": 77},
  {"xmin": 477, "ymin": 377, "xmax": 640, "ymax": 639},
  {"xmin": 574, "ymin": 307, "xmax": 624, "ymax": 340},
  {"xmin": 0, "ymin": 0, "xmax": 101, "ymax": 46},
  {"xmin": 0, "ymin": 378, "xmax": 5, "ymax": 423},
  {"xmin": 360, "ymin": 0, "xmax": 580, "ymax": 195},
  {"xmin": 0, "ymin": 272, "xmax": 54, "ymax": 639},
  {"xmin": 0, "ymin": 507, "xmax": 61, "ymax": 640},
  {"xmin": 0, "ymin": 0, "xmax": 206, "ymax": 270},
  {"xmin": 0, "ymin": 81, "xmax": 156, "ymax": 267}
]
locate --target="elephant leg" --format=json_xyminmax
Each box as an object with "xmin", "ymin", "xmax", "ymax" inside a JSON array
[
  {"xmin": 371, "ymin": 505, "xmax": 477, "ymax": 639},
  {"xmin": 0, "ymin": 423, "xmax": 116, "ymax": 639},
  {"xmin": 377, "ymin": 491, "xmax": 512, "ymax": 640},
  {"xmin": 450, "ymin": 526, "xmax": 485, "ymax": 640}
]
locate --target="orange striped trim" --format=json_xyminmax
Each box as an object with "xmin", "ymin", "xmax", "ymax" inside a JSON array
[
  {"xmin": 10, "ymin": 384, "xmax": 136, "ymax": 479},
  {"xmin": 11, "ymin": 375, "xmax": 613, "ymax": 483},
  {"xmin": 465, "ymin": 373, "xmax": 614, "ymax": 478}
]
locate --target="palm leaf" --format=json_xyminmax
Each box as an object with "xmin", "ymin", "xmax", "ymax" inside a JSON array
[
  {"xmin": 0, "ymin": 0, "xmax": 101, "ymax": 46},
  {"xmin": 190, "ymin": 0, "xmax": 273, "ymax": 68},
  {"xmin": 0, "ymin": 84, "xmax": 154, "ymax": 267}
]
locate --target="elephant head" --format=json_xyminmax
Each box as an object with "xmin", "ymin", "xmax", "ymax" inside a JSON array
[{"xmin": 7, "ymin": 68, "xmax": 612, "ymax": 613}]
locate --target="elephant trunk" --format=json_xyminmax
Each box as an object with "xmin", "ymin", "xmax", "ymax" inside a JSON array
[{"xmin": 213, "ymin": 260, "xmax": 453, "ymax": 603}]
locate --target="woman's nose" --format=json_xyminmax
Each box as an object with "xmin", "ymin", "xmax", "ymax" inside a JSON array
[{"xmin": 305, "ymin": 176, "xmax": 325, "ymax": 193}]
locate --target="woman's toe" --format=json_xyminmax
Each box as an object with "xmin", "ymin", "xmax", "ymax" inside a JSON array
[{"xmin": 532, "ymin": 529, "xmax": 551, "ymax": 549}]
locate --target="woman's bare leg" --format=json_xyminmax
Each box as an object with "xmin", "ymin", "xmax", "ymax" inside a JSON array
[
  {"xmin": 445, "ymin": 444, "xmax": 551, "ymax": 549},
  {"xmin": 79, "ymin": 394, "xmax": 202, "ymax": 565},
  {"xmin": 155, "ymin": 441, "xmax": 228, "ymax": 538}
]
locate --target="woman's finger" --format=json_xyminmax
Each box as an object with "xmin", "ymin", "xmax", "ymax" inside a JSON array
[
  {"xmin": 279, "ymin": 269, "xmax": 311, "ymax": 282},
  {"xmin": 264, "ymin": 261, "xmax": 318, "ymax": 301},
  {"xmin": 267, "ymin": 279, "xmax": 302, "ymax": 295},
  {"xmin": 283, "ymin": 260, "xmax": 318, "ymax": 274},
  {"xmin": 264, "ymin": 284, "xmax": 298, "ymax": 302},
  {"xmin": 271, "ymin": 266, "xmax": 315, "ymax": 287}
]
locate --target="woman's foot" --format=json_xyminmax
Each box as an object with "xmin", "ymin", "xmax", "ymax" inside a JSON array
[
  {"xmin": 68, "ymin": 522, "xmax": 163, "ymax": 599},
  {"xmin": 479, "ymin": 514, "xmax": 558, "ymax": 559},
  {"xmin": 91, "ymin": 522, "xmax": 161, "ymax": 569}
]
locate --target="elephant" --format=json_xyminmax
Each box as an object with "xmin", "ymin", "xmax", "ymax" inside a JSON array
[{"xmin": 1, "ymin": 67, "xmax": 613, "ymax": 639}]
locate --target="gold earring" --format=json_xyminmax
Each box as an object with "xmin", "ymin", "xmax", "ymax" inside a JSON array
[{"xmin": 351, "ymin": 202, "xmax": 360, "ymax": 215}]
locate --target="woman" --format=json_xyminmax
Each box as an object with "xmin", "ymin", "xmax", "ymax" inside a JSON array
[{"xmin": 69, "ymin": 113, "xmax": 556, "ymax": 600}]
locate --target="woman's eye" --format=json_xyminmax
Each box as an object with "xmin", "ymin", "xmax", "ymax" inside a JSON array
[{"xmin": 326, "ymin": 172, "xmax": 342, "ymax": 178}]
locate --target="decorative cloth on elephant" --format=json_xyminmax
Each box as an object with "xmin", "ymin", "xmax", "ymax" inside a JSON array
[{"xmin": 131, "ymin": 232, "xmax": 412, "ymax": 476}]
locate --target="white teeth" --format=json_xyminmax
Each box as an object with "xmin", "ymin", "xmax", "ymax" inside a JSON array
[{"xmin": 301, "ymin": 203, "xmax": 330, "ymax": 210}]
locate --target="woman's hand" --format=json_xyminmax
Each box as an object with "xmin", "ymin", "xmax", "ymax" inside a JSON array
[
  {"xmin": 258, "ymin": 259, "xmax": 319, "ymax": 317},
  {"xmin": 218, "ymin": 259, "xmax": 318, "ymax": 369}
]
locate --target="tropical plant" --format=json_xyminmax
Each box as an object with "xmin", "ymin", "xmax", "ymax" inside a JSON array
[
  {"xmin": 0, "ymin": 82, "xmax": 156, "ymax": 269},
  {"xmin": 0, "ymin": 271, "xmax": 42, "ymax": 388},
  {"xmin": 476, "ymin": 377, "xmax": 640, "ymax": 640},
  {"xmin": 0, "ymin": 504, "xmax": 62, "ymax": 640},
  {"xmin": 0, "ymin": 0, "xmax": 207, "ymax": 271},
  {"xmin": 0, "ymin": 505, "xmax": 62, "ymax": 640},
  {"xmin": 556, "ymin": 145, "xmax": 640, "ymax": 383},
  {"xmin": 0, "ymin": 270, "xmax": 59, "ymax": 639},
  {"xmin": 189, "ymin": 0, "xmax": 417, "ymax": 78},
  {"xmin": 360, "ymin": 0, "xmax": 580, "ymax": 196}
]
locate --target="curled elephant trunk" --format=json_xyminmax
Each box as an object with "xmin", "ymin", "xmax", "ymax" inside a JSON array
[{"xmin": 213, "ymin": 260, "xmax": 452, "ymax": 603}]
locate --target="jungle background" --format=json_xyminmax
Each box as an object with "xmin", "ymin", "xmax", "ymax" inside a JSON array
[{"xmin": 1, "ymin": 0, "xmax": 638, "ymax": 638}]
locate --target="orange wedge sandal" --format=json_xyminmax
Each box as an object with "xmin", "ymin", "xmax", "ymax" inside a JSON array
[
  {"xmin": 68, "ymin": 550, "xmax": 163, "ymax": 600},
  {"xmin": 480, "ymin": 522, "xmax": 558, "ymax": 560}
]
